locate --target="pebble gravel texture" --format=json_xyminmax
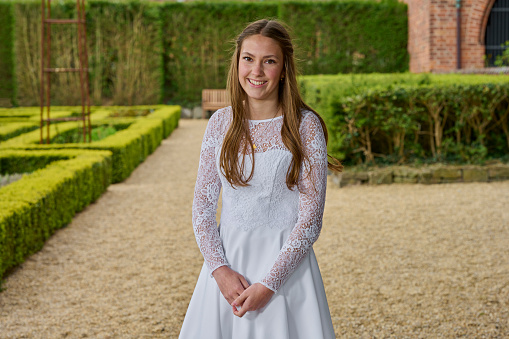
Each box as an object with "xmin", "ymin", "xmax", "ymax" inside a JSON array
[{"xmin": 1, "ymin": 119, "xmax": 508, "ymax": 338}]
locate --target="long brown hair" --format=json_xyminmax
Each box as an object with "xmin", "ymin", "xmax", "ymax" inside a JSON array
[{"xmin": 220, "ymin": 19, "xmax": 342, "ymax": 189}]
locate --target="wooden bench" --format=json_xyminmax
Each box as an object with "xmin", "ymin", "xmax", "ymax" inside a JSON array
[{"xmin": 202, "ymin": 89, "xmax": 229, "ymax": 119}]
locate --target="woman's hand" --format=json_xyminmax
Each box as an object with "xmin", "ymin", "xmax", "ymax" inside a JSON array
[
  {"xmin": 212, "ymin": 266, "xmax": 250, "ymax": 305},
  {"xmin": 231, "ymin": 283, "xmax": 275, "ymax": 317}
]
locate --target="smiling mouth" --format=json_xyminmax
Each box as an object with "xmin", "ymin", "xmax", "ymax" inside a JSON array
[{"xmin": 248, "ymin": 79, "xmax": 267, "ymax": 86}]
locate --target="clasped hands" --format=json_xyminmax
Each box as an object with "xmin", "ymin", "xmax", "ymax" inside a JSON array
[{"xmin": 212, "ymin": 266, "xmax": 274, "ymax": 318}]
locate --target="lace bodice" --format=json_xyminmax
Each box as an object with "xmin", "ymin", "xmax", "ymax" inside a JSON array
[{"xmin": 192, "ymin": 106, "xmax": 328, "ymax": 292}]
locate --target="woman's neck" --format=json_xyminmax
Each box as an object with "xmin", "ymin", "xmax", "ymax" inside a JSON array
[{"xmin": 246, "ymin": 98, "xmax": 281, "ymax": 120}]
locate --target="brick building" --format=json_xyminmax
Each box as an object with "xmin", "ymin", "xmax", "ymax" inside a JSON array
[{"xmin": 402, "ymin": 0, "xmax": 509, "ymax": 73}]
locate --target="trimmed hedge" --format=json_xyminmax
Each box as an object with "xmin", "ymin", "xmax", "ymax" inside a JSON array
[
  {"xmin": 301, "ymin": 73, "xmax": 509, "ymax": 120},
  {"xmin": 280, "ymin": 0, "xmax": 408, "ymax": 75},
  {"xmin": 300, "ymin": 73, "xmax": 432, "ymax": 156},
  {"xmin": 0, "ymin": 0, "xmax": 408, "ymax": 106},
  {"xmin": 0, "ymin": 150, "xmax": 68, "ymax": 174},
  {"xmin": 0, "ymin": 150, "xmax": 112, "ymax": 279},
  {"xmin": 86, "ymin": 0, "xmax": 163, "ymax": 105},
  {"xmin": 0, "ymin": 1, "xmax": 16, "ymax": 106},
  {"xmin": 0, "ymin": 105, "xmax": 181, "ymax": 182},
  {"xmin": 300, "ymin": 73, "xmax": 509, "ymax": 163},
  {"xmin": 323, "ymin": 81, "xmax": 509, "ymax": 165},
  {"xmin": 0, "ymin": 122, "xmax": 39, "ymax": 142},
  {"xmin": 0, "ymin": 105, "xmax": 180, "ymax": 279},
  {"xmin": 160, "ymin": 2, "xmax": 278, "ymax": 104}
]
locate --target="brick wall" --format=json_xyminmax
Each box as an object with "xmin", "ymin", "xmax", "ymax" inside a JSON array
[
  {"xmin": 403, "ymin": 0, "xmax": 495, "ymax": 73},
  {"xmin": 405, "ymin": 0, "xmax": 430, "ymax": 72}
]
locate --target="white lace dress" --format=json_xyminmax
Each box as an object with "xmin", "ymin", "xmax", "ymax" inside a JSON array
[{"xmin": 179, "ymin": 107, "xmax": 336, "ymax": 339}]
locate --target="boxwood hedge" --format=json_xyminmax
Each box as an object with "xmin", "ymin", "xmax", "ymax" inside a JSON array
[
  {"xmin": 0, "ymin": 150, "xmax": 112, "ymax": 279},
  {"xmin": 1, "ymin": 105, "xmax": 180, "ymax": 182}
]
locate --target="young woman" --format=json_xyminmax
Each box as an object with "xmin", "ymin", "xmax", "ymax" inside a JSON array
[{"xmin": 179, "ymin": 19, "xmax": 342, "ymax": 339}]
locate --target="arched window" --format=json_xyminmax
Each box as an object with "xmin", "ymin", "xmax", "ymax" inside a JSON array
[{"xmin": 485, "ymin": 0, "xmax": 509, "ymax": 66}]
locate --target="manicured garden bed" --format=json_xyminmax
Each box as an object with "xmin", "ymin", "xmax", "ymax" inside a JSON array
[
  {"xmin": 0, "ymin": 105, "xmax": 180, "ymax": 279},
  {"xmin": 0, "ymin": 105, "xmax": 180, "ymax": 182},
  {"xmin": 0, "ymin": 149, "xmax": 112, "ymax": 278}
]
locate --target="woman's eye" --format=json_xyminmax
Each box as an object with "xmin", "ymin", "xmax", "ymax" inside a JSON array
[
  {"xmin": 243, "ymin": 57, "xmax": 252, "ymax": 62},
  {"xmin": 265, "ymin": 59, "xmax": 276, "ymax": 64}
]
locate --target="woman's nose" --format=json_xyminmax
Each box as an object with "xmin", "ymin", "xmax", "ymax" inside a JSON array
[{"xmin": 251, "ymin": 62, "xmax": 264, "ymax": 76}]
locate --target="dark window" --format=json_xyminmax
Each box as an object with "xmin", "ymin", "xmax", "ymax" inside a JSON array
[{"xmin": 485, "ymin": 0, "xmax": 509, "ymax": 66}]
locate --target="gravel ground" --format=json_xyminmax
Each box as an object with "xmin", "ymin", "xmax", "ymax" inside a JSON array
[{"xmin": 1, "ymin": 119, "xmax": 508, "ymax": 338}]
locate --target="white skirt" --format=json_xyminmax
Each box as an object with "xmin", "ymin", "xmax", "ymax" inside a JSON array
[{"xmin": 179, "ymin": 224, "xmax": 336, "ymax": 339}]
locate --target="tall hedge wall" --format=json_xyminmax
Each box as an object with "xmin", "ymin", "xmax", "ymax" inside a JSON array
[
  {"xmin": 161, "ymin": 2, "xmax": 278, "ymax": 105},
  {"xmin": 87, "ymin": 1, "xmax": 163, "ymax": 105},
  {"xmin": 280, "ymin": 0, "xmax": 408, "ymax": 75},
  {"xmin": 0, "ymin": 0, "xmax": 408, "ymax": 106},
  {"xmin": 0, "ymin": 2, "xmax": 16, "ymax": 106},
  {"xmin": 9, "ymin": 0, "xmax": 163, "ymax": 107}
]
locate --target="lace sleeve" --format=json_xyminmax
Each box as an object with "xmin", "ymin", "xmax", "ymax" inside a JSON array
[
  {"xmin": 260, "ymin": 112, "xmax": 328, "ymax": 292},
  {"xmin": 192, "ymin": 111, "xmax": 229, "ymax": 275}
]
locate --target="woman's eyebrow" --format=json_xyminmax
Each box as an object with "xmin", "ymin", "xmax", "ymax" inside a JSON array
[{"xmin": 241, "ymin": 51, "xmax": 280, "ymax": 59}]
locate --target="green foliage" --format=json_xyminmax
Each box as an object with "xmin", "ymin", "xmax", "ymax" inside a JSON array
[
  {"xmin": 0, "ymin": 122, "xmax": 39, "ymax": 142},
  {"xmin": 280, "ymin": 0, "xmax": 408, "ymax": 76},
  {"xmin": 0, "ymin": 104, "xmax": 180, "ymax": 279},
  {"xmin": 9, "ymin": 0, "xmax": 162, "ymax": 106},
  {"xmin": 0, "ymin": 152, "xmax": 68, "ymax": 175},
  {"xmin": 0, "ymin": 104, "xmax": 180, "ymax": 281},
  {"xmin": 161, "ymin": 2, "xmax": 278, "ymax": 104},
  {"xmin": 87, "ymin": 0, "xmax": 163, "ymax": 105},
  {"xmin": 51, "ymin": 123, "xmax": 128, "ymax": 144},
  {"xmin": 299, "ymin": 73, "xmax": 432, "ymax": 158},
  {"xmin": 1, "ymin": 0, "xmax": 409, "ymax": 106},
  {"xmin": 1, "ymin": 105, "xmax": 181, "ymax": 182},
  {"xmin": 0, "ymin": 1, "xmax": 16, "ymax": 106},
  {"xmin": 494, "ymin": 41, "xmax": 509, "ymax": 67},
  {"xmin": 0, "ymin": 173, "xmax": 28, "ymax": 188},
  {"xmin": 323, "ymin": 81, "xmax": 509, "ymax": 166},
  {"xmin": 0, "ymin": 150, "xmax": 112, "ymax": 279},
  {"xmin": 109, "ymin": 108, "xmax": 154, "ymax": 117}
]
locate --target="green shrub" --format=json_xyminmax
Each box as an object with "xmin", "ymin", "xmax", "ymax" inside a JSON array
[
  {"xmin": 0, "ymin": 105, "xmax": 180, "ymax": 182},
  {"xmin": 329, "ymin": 82, "xmax": 509, "ymax": 165},
  {"xmin": 0, "ymin": 0, "xmax": 408, "ymax": 106},
  {"xmin": 0, "ymin": 150, "xmax": 112, "ymax": 279},
  {"xmin": 494, "ymin": 41, "xmax": 509, "ymax": 67},
  {"xmin": 50, "ymin": 123, "xmax": 130, "ymax": 144},
  {"xmin": 160, "ymin": 2, "xmax": 277, "ymax": 104},
  {"xmin": 0, "ymin": 105, "xmax": 180, "ymax": 278},
  {"xmin": 280, "ymin": 0, "xmax": 408, "ymax": 75},
  {"xmin": 300, "ymin": 73, "xmax": 509, "ymax": 163},
  {"xmin": 0, "ymin": 122, "xmax": 39, "ymax": 142},
  {"xmin": 7, "ymin": 0, "xmax": 162, "ymax": 106},
  {"xmin": 0, "ymin": 151, "xmax": 68, "ymax": 174},
  {"xmin": 87, "ymin": 0, "xmax": 163, "ymax": 105},
  {"xmin": 0, "ymin": 1, "xmax": 16, "ymax": 106}
]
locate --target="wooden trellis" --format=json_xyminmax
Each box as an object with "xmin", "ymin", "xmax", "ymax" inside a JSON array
[{"xmin": 40, "ymin": 0, "xmax": 91, "ymax": 144}]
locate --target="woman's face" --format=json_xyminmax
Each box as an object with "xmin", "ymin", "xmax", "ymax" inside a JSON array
[{"xmin": 238, "ymin": 34, "xmax": 284, "ymax": 105}]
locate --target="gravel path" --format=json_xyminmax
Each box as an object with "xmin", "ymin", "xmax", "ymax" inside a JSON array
[{"xmin": 1, "ymin": 119, "xmax": 508, "ymax": 338}]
